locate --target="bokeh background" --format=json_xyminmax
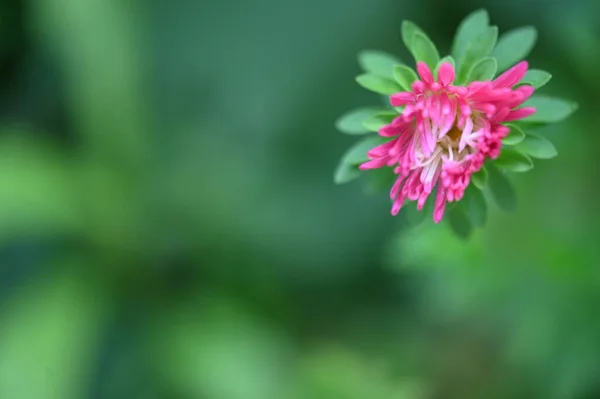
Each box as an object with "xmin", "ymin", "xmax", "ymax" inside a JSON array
[{"xmin": 0, "ymin": 0, "xmax": 599, "ymax": 398}]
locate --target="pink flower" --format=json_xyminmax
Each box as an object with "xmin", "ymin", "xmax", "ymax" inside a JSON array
[{"xmin": 359, "ymin": 61, "xmax": 536, "ymax": 223}]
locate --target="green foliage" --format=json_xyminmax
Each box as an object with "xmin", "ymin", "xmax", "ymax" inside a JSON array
[
  {"xmin": 471, "ymin": 166, "xmax": 488, "ymax": 190},
  {"xmin": 401, "ymin": 21, "xmax": 439, "ymax": 69},
  {"xmin": 358, "ymin": 50, "xmax": 403, "ymax": 80},
  {"xmin": 451, "ymin": 9, "xmax": 490, "ymax": 69},
  {"xmin": 363, "ymin": 111, "xmax": 398, "ymax": 132},
  {"xmin": 520, "ymin": 69, "xmax": 552, "ymax": 89},
  {"xmin": 393, "ymin": 64, "xmax": 419, "ymax": 91},
  {"xmin": 336, "ymin": 107, "xmax": 389, "ymax": 135},
  {"xmin": 492, "ymin": 27, "xmax": 537, "ymax": 71},
  {"xmin": 516, "ymin": 133, "xmax": 558, "ymax": 159},
  {"xmin": 522, "ymin": 95, "xmax": 579, "ymax": 123},
  {"xmin": 334, "ymin": 136, "xmax": 389, "ymax": 184},
  {"xmin": 456, "ymin": 26, "xmax": 498, "ymax": 84},
  {"xmin": 494, "ymin": 148, "xmax": 534, "ymax": 172},
  {"xmin": 467, "ymin": 56, "xmax": 498, "ymax": 81},
  {"xmin": 486, "ymin": 163, "xmax": 517, "ymax": 211},
  {"xmin": 448, "ymin": 203, "xmax": 473, "ymax": 239},
  {"xmin": 356, "ymin": 74, "xmax": 402, "ymax": 95},
  {"xmin": 503, "ymin": 124, "xmax": 526, "ymax": 145}
]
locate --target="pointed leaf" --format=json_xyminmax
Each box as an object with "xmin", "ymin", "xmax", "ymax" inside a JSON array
[
  {"xmin": 494, "ymin": 148, "xmax": 533, "ymax": 172},
  {"xmin": 336, "ymin": 107, "xmax": 388, "ymax": 135},
  {"xmin": 401, "ymin": 21, "xmax": 439, "ymax": 69},
  {"xmin": 411, "ymin": 32, "xmax": 440, "ymax": 69},
  {"xmin": 522, "ymin": 95, "xmax": 578, "ymax": 124},
  {"xmin": 363, "ymin": 111, "xmax": 397, "ymax": 132},
  {"xmin": 451, "ymin": 9, "xmax": 489, "ymax": 66},
  {"xmin": 334, "ymin": 137, "xmax": 390, "ymax": 184},
  {"xmin": 393, "ymin": 65, "xmax": 419, "ymax": 91},
  {"xmin": 503, "ymin": 123, "xmax": 526, "ymax": 145},
  {"xmin": 471, "ymin": 166, "xmax": 488, "ymax": 189},
  {"xmin": 467, "ymin": 57, "xmax": 497, "ymax": 82},
  {"xmin": 516, "ymin": 133, "xmax": 558, "ymax": 159},
  {"xmin": 492, "ymin": 27, "xmax": 537, "ymax": 72},
  {"xmin": 520, "ymin": 69, "xmax": 552, "ymax": 89},
  {"xmin": 356, "ymin": 74, "xmax": 401, "ymax": 95},
  {"xmin": 358, "ymin": 50, "xmax": 403, "ymax": 80},
  {"xmin": 457, "ymin": 26, "xmax": 498, "ymax": 84},
  {"xmin": 487, "ymin": 163, "xmax": 517, "ymax": 211},
  {"xmin": 463, "ymin": 187, "xmax": 487, "ymax": 227},
  {"xmin": 448, "ymin": 203, "xmax": 473, "ymax": 239}
]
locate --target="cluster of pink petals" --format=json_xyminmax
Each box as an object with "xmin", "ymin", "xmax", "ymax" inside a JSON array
[{"xmin": 359, "ymin": 60, "xmax": 536, "ymax": 223}]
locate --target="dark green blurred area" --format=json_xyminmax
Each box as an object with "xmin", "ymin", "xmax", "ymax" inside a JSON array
[{"xmin": 0, "ymin": 0, "xmax": 599, "ymax": 398}]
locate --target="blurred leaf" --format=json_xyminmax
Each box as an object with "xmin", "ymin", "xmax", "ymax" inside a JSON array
[
  {"xmin": 467, "ymin": 57, "xmax": 497, "ymax": 81},
  {"xmin": 404, "ymin": 199, "xmax": 432, "ymax": 227},
  {"xmin": 492, "ymin": 27, "xmax": 537, "ymax": 71},
  {"xmin": 456, "ymin": 26, "xmax": 498, "ymax": 84},
  {"xmin": 522, "ymin": 95, "xmax": 578, "ymax": 124},
  {"xmin": 463, "ymin": 186, "xmax": 487, "ymax": 228},
  {"xmin": 363, "ymin": 111, "xmax": 397, "ymax": 132},
  {"xmin": 503, "ymin": 123, "xmax": 526, "ymax": 145},
  {"xmin": 516, "ymin": 133, "xmax": 558, "ymax": 159},
  {"xmin": 363, "ymin": 167, "xmax": 396, "ymax": 194},
  {"xmin": 471, "ymin": 166, "xmax": 488, "ymax": 189},
  {"xmin": 487, "ymin": 163, "xmax": 516, "ymax": 211},
  {"xmin": 447, "ymin": 203, "xmax": 473, "ymax": 239},
  {"xmin": 334, "ymin": 136, "xmax": 390, "ymax": 184},
  {"xmin": 358, "ymin": 50, "xmax": 402, "ymax": 80},
  {"xmin": 355, "ymin": 74, "xmax": 401, "ymax": 95},
  {"xmin": 494, "ymin": 148, "xmax": 534, "ymax": 172},
  {"xmin": 336, "ymin": 107, "xmax": 389, "ymax": 135},
  {"xmin": 31, "ymin": 0, "xmax": 151, "ymax": 171},
  {"xmin": 0, "ymin": 266, "xmax": 109, "ymax": 399},
  {"xmin": 520, "ymin": 69, "xmax": 552, "ymax": 89},
  {"xmin": 0, "ymin": 132, "xmax": 82, "ymax": 241},
  {"xmin": 452, "ymin": 9, "xmax": 489, "ymax": 69},
  {"xmin": 393, "ymin": 65, "xmax": 419, "ymax": 91},
  {"xmin": 153, "ymin": 299, "xmax": 290, "ymax": 399},
  {"xmin": 401, "ymin": 21, "xmax": 439, "ymax": 69}
]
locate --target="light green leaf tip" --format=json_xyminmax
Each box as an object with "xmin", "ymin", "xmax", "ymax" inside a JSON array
[
  {"xmin": 516, "ymin": 133, "xmax": 558, "ymax": 159},
  {"xmin": 467, "ymin": 57, "xmax": 497, "ymax": 82},
  {"xmin": 358, "ymin": 50, "xmax": 402, "ymax": 80},
  {"xmin": 503, "ymin": 123, "xmax": 526, "ymax": 145},
  {"xmin": 522, "ymin": 95, "xmax": 578, "ymax": 124},
  {"xmin": 520, "ymin": 69, "xmax": 552, "ymax": 89},
  {"xmin": 492, "ymin": 26, "xmax": 537, "ymax": 72},
  {"xmin": 451, "ymin": 9, "xmax": 490, "ymax": 64},
  {"xmin": 335, "ymin": 107, "xmax": 388, "ymax": 135},
  {"xmin": 393, "ymin": 64, "xmax": 419, "ymax": 91},
  {"xmin": 355, "ymin": 74, "xmax": 402, "ymax": 95},
  {"xmin": 494, "ymin": 148, "xmax": 534, "ymax": 173}
]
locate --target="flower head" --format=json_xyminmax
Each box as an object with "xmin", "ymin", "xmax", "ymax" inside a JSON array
[
  {"xmin": 359, "ymin": 61, "xmax": 535, "ymax": 222},
  {"xmin": 334, "ymin": 10, "xmax": 576, "ymax": 236}
]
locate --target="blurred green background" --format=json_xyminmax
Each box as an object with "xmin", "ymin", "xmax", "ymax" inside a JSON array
[{"xmin": 0, "ymin": 0, "xmax": 599, "ymax": 398}]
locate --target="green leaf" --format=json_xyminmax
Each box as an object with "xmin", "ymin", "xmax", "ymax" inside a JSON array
[
  {"xmin": 448, "ymin": 203, "xmax": 473, "ymax": 239},
  {"xmin": 492, "ymin": 26, "xmax": 537, "ymax": 72},
  {"xmin": 451, "ymin": 9, "xmax": 489, "ymax": 66},
  {"xmin": 405, "ymin": 200, "xmax": 431, "ymax": 227},
  {"xmin": 520, "ymin": 69, "xmax": 552, "ymax": 89},
  {"xmin": 334, "ymin": 137, "xmax": 390, "ymax": 184},
  {"xmin": 503, "ymin": 123, "xmax": 526, "ymax": 145},
  {"xmin": 516, "ymin": 133, "xmax": 558, "ymax": 159},
  {"xmin": 494, "ymin": 148, "xmax": 533, "ymax": 172},
  {"xmin": 393, "ymin": 65, "xmax": 419, "ymax": 91},
  {"xmin": 463, "ymin": 187, "xmax": 487, "ymax": 228},
  {"xmin": 487, "ymin": 163, "xmax": 517, "ymax": 211},
  {"xmin": 456, "ymin": 26, "xmax": 498, "ymax": 84},
  {"xmin": 363, "ymin": 111, "xmax": 397, "ymax": 132},
  {"xmin": 335, "ymin": 107, "xmax": 389, "ymax": 135},
  {"xmin": 411, "ymin": 32, "xmax": 440, "ymax": 69},
  {"xmin": 471, "ymin": 166, "xmax": 488, "ymax": 189},
  {"xmin": 467, "ymin": 57, "xmax": 497, "ymax": 81},
  {"xmin": 355, "ymin": 74, "xmax": 401, "ymax": 95},
  {"xmin": 358, "ymin": 50, "xmax": 403, "ymax": 80},
  {"xmin": 401, "ymin": 21, "xmax": 439, "ymax": 69},
  {"xmin": 522, "ymin": 95, "xmax": 578, "ymax": 124},
  {"xmin": 434, "ymin": 55, "xmax": 456, "ymax": 77}
]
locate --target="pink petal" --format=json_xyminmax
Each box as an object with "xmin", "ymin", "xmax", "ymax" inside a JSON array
[
  {"xmin": 492, "ymin": 61, "xmax": 529, "ymax": 88},
  {"xmin": 390, "ymin": 92, "xmax": 413, "ymax": 106},
  {"xmin": 416, "ymin": 62, "xmax": 434, "ymax": 85},
  {"xmin": 437, "ymin": 62, "xmax": 455, "ymax": 87},
  {"xmin": 503, "ymin": 107, "xmax": 536, "ymax": 122}
]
